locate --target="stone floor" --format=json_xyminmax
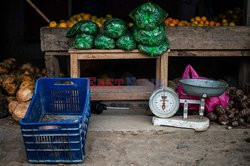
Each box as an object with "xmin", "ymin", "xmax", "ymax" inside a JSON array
[{"xmin": 0, "ymin": 109, "xmax": 250, "ymax": 166}]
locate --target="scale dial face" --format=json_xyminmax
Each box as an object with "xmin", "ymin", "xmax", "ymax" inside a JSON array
[{"xmin": 149, "ymin": 87, "xmax": 180, "ymax": 118}]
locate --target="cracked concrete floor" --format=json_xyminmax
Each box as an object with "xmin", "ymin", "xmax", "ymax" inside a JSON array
[{"xmin": 0, "ymin": 111, "xmax": 250, "ymax": 166}]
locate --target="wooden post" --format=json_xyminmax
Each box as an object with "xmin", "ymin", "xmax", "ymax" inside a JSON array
[
  {"xmin": 44, "ymin": 54, "xmax": 60, "ymax": 77},
  {"xmin": 160, "ymin": 53, "xmax": 168, "ymax": 87},
  {"xmin": 156, "ymin": 57, "xmax": 161, "ymax": 81},
  {"xmin": 70, "ymin": 54, "xmax": 80, "ymax": 78},
  {"xmin": 239, "ymin": 57, "xmax": 250, "ymax": 93}
]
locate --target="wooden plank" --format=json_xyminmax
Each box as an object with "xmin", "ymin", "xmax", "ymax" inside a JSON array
[
  {"xmin": 90, "ymin": 86, "xmax": 153, "ymax": 100},
  {"xmin": 169, "ymin": 51, "xmax": 250, "ymax": 57},
  {"xmin": 69, "ymin": 49, "xmax": 140, "ymax": 54},
  {"xmin": 91, "ymin": 92, "xmax": 151, "ymax": 100},
  {"xmin": 41, "ymin": 27, "xmax": 250, "ymax": 51},
  {"xmin": 76, "ymin": 53, "xmax": 156, "ymax": 60},
  {"xmin": 167, "ymin": 27, "xmax": 250, "ymax": 50},
  {"xmin": 45, "ymin": 51, "xmax": 69, "ymax": 56},
  {"xmin": 90, "ymin": 86, "xmax": 154, "ymax": 92}
]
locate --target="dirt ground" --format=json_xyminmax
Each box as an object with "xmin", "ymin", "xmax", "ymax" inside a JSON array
[{"xmin": 0, "ymin": 116, "xmax": 250, "ymax": 166}]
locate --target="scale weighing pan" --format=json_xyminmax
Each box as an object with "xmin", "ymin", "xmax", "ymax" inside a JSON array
[{"xmin": 179, "ymin": 79, "xmax": 228, "ymax": 97}]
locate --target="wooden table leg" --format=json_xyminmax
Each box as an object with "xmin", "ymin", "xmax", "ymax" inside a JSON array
[
  {"xmin": 44, "ymin": 54, "xmax": 60, "ymax": 77},
  {"xmin": 160, "ymin": 53, "xmax": 168, "ymax": 87},
  {"xmin": 239, "ymin": 57, "xmax": 250, "ymax": 93},
  {"xmin": 70, "ymin": 54, "xmax": 80, "ymax": 78}
]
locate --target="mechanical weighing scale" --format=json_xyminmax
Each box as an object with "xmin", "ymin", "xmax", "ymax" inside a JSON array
[{"xmin": 149, "ymin": 79, "xmax": 228, "ymax": 131}]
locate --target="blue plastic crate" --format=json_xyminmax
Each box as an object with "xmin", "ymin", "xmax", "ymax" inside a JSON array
[{"xmin": 20, "ymin": 78, "xmax": 91, "ymax": 163}]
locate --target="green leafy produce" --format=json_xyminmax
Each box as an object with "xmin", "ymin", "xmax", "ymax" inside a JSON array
[
  {"xmin": 116, "ymin": 34, "xmax": 137, "ymax": 51},
  {"xmin": 66, "ymin": 20, "xmax": 99, "ymax": 38},
  {"xmin": 73, "ymin": 33, "xmax": 94, "ymax": 49},
  {"xmin": 103, "ymin": 18, "xmax": 128, "ymax": 39},
  {"xmin": 129, "ymin": 2, "xmax": 168, "ymax": 30},
  {"xmin": 94, "ymin": 34, "xmax": 115, "ymax": 49},
  {"xmin": 133, "ymin": 24, "xmax": 166, "ymax": 46},
  {"xmin": 138, "ymin": 39, "xmax": 170, "ymax": 57}
]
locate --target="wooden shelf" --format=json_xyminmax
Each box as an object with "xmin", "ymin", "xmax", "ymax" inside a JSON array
[{"xmin": 69, "ymin": 49, "xmax": 168, "ymax": 101}]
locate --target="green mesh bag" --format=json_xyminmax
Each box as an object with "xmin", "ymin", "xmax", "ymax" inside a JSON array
[
  {"xmin": 129, "ymin": 2, "xmax": 168, "ymax": 30},
  {"xmin": 73, "ymin": 33, "xmax": 94, "ymax": 49},
  {"xmin": 94, "ymin": 34, "xmax": 115, "ymax": 49},
  {"xmin": 133, "ymin": 24, "xmax": 166, "ymax": 46},
  {"xmin": 138, "ymin": 39, "xmax": 170, "ymax": 57},
  {"xmin": 103, "ymin": 18, "xmax": 128, "ymax": 39},
  {"xmin": 66, "ymin": 20, "xmax": 99, "ymax": 38},
  {"xmin": 116, "ymin": 34, "xmax": 137, "ymax": 51}
]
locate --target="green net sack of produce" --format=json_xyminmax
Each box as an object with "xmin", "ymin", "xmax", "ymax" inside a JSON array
[
  {"xmin": 73, "ymin": 34, "xmax": 94, "ymax": 49},
  {"xmin": 133, "ymin": 24, "xmax": 166, "ymax": 46},
  {"xmin": 94, "ymin": 34, "xmax": 115, "ymax": 49},
  {"xmin": 116, "ymin": 34, "xmax": 137, "ymax": 51},
  {"xmin": 138, "ymin": 39, "xmax": 170, "ymax": 57},
  {"xmin": 66, "ymin": 20, "xmax": 99, "ymax": 38},
  {"xmin": 103, "ymin": 18, "xmax": 128, "ymax": 39},
  {"xmin": 129, "ymin": 2, "xmax": 168, "ymax": 30}
]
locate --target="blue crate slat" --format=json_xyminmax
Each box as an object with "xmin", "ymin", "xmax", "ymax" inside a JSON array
[{"xmin": 20, "ymin": 78, "xmax": 91, "ymax": 163}]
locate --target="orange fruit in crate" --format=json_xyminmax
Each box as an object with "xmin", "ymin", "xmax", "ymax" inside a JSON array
[
  {"xmin": 195, "ymin": 16, "xmax": 201, "ymax": 22},
  {"xmin": 76, "ymin": 15, "xmax": 82, "ymax": 21},
  {"xmin": 172, "ymin": 19, "xmax": 179, "ymax": 25},
  {"xmin": 222, "ymin": 19, "xmax": 228, "ymax": 24},
  {"xmin": 164, "ymin": 19, "xmax": 169, "ymax": 25},
  {"xmin": 167, "ymin": 17, "xmax": 173, "ymax": 22},
  {"xmin": 193, "ymin": 21, "xmax": 198, "ymax": 25},
  {"xmin": 191, "ymin": 22, "xmax": 197, "ymax": 26},
  {"xmin": 222, "ymin": 22, "xmax": 229, "ymax": 26},
  {"xmin": 229, "ymin": 22, "xmax": 235, "ymax": 26},
  {"xmin": 58, "ymin": 22, "xmax": 67, "ymax": 28},
  {"xmin": 191, "ymin": 18, "xmax": 195, "ymax": 22},
  {"xmin": 164, "ymin": 18, "xmax": 172, "ymax": 25},
  {"xmin": 83, "ymin": 13, "xmax": 91, "ymax": 20},
  {"xmin": 199, "ymin": 21, "xmax": 204, "ymax": 25},
  {"xmin": 215, "ymin": 22, "xmax": 221, "ymax": 26},
  {"xmin": 204, "ymin": 20, "xmax": 210, "ymax": 26},
  {"xmin": 49, "ymin": 21, "xmax": 57, "ymax": 28},
  {"xmin": 169, "ymin": 23, "xmax": 175, "ymax": 26},
  {"xmin": 91, "ymin": 15, "xmax": 98, "ymax": 21},
  {"xmin": 66, "ymin": 21, "xmax": 74, "ymax": 28},
  {"xmin": 201, "ymin": 16, "xmax": 207, "ymax": 22},
  {"xmin": 209, "ymin": 21, "xmax": 215, "ymax": 26},
  {"xmin": 177, "ymin": 22, "xmax": 184, "ymax": 26}
]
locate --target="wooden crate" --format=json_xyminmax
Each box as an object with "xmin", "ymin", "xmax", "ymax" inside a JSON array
[{"xmin": 69, "ymin": 49, "xmax": 169, "ymax": 101}]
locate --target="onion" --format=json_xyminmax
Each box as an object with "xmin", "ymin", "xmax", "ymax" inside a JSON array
[
  {"xmin": 16, "ymin": 88, "xmax": 33, "ymax": 102},
  {"xmin": 12, "ymin": 101, "xmax": 30, "ymax": 122},
  {"xmin": 8, "ymin": 100, "xmax": 19, "ymax": 114}
]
